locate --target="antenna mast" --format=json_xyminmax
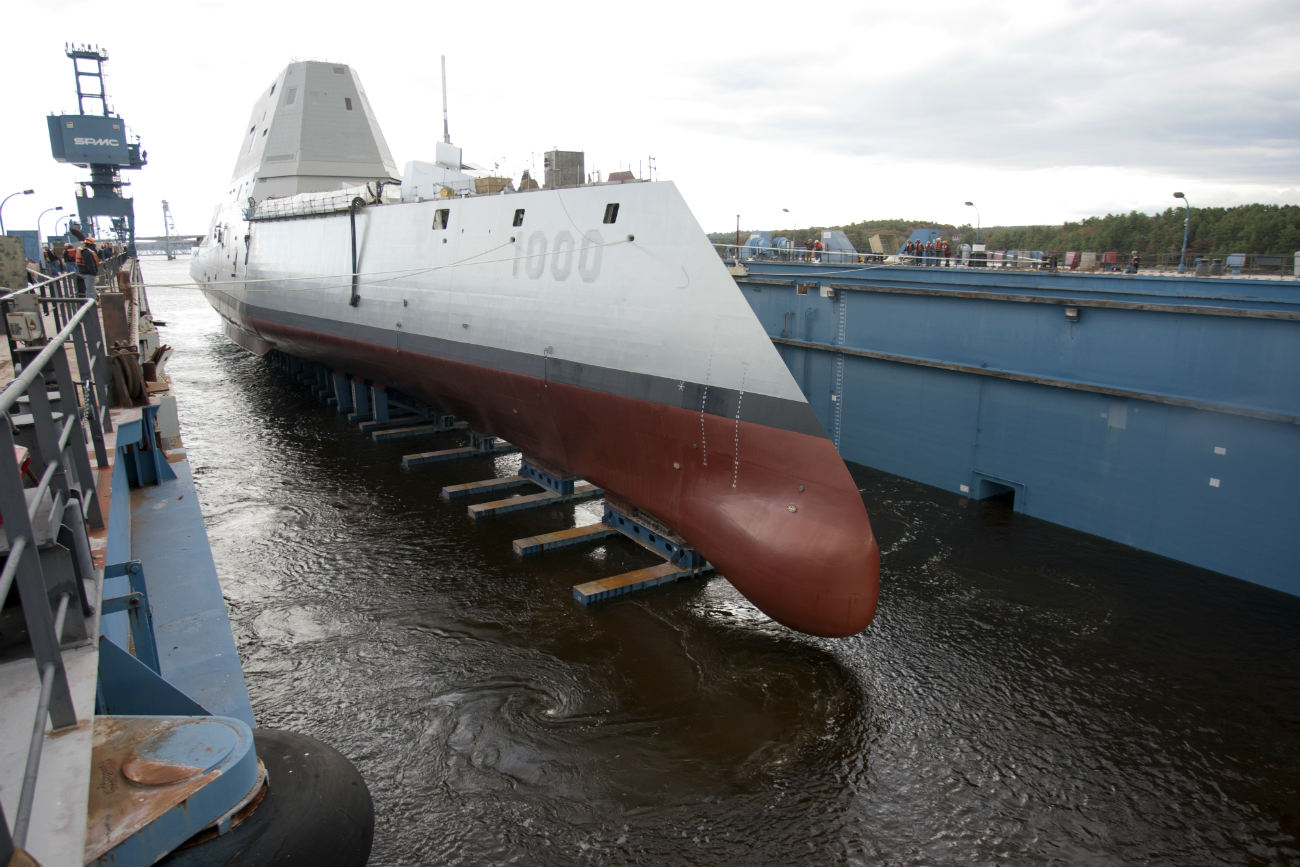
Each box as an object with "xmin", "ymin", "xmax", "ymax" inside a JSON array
[{"xmin": 441, "ymin": 55, "xmax": 450, "ymax": 144}]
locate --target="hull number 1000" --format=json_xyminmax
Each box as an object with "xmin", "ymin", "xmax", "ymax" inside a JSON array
[{"xmin": 513, "ymin": 230, "xmax": 603, "ymax": 282}]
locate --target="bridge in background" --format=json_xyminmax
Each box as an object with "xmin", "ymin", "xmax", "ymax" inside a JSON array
[{"xmin": 134, "ymin": 234, "xmax": 202, "ymax": 257}]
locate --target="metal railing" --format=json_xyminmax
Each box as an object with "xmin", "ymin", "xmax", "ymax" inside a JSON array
[
  {"xmin": 716, "ymin": 242, "xmax": 1299, "ymax": 277},
  {"xmin": 0, "ymin": 273, "xmax": 113, "ymax": 852}
]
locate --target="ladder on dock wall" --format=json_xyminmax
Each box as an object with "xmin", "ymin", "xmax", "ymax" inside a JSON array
[{"xmin": 832, "ymin": 291, "xmax": 846, "ymax": 451}]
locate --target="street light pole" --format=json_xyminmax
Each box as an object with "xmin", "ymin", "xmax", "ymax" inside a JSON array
[
  {"xmin": 37, "ymin": 205, "xmax": 65, "ymax": 250},
  {"xmin": 0, "ymin": 188, "xmax": 35, "ymax": 235},
  {"xmin": 964, "ymin": 201, "xmax": 980, "ymax": 244},
  {"xmin": 782, "ymin": 208, "xmax": 795, "ymax": 259},
  {"xmin": 1173, "ymin": 192, "xmax": 1190, "ymax": 274}
]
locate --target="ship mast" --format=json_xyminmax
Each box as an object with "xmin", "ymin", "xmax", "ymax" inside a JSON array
[{"xmin": 441, "ymin": 55, "xmax": 450, "ymax": 144}]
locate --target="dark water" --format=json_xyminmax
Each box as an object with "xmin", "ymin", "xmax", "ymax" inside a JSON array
[{"xmin": 145, "ymin": 259, "xmax": 1299, "ymax": 866}]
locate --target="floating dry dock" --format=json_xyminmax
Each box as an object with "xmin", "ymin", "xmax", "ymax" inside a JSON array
[{"xmin": 730, "ymin": 257, "xmax": 1300, "ymax": 595}]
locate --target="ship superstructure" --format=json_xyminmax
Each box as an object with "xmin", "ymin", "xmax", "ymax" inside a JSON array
[{"xmin": 192, "ymin": 61, "xmax": 880, "ymax": 637}]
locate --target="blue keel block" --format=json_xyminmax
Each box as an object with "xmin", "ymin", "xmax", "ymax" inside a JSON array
[
  {"xmin": 519, "ymin": 460, "xmax": 577, "ymax": 495},
  {"xmin": 601, "ymin": 504, "xmax": 706, "ymax": 569},
  {"xmin": 331, "ymin": 373, "xmax": 354, "ymax": 414}
]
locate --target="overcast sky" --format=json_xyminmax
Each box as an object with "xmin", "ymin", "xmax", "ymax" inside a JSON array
[{"xmin": 5, "ymin": 0, "xmax": 1297, "ymax": 240}]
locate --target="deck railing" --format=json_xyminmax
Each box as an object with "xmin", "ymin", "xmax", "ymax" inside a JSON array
[{"xmin": 0, "ymin": 272, "xmax": 113, "ymax": 853}]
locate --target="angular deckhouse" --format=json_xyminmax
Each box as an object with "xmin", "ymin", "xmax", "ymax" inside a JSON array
[
  {"xmin": 192, "ymin": 61, "xmax": 880, "ymax": 637},
  {"xmin": 232, "ymin": 61, "xmax": 399, "ymax": 200}
]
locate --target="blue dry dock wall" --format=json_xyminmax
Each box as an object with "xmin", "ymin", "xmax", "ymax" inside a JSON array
[{"xmin": 737, "ymin": 264, "xmax": 1300, "ymax": 595}]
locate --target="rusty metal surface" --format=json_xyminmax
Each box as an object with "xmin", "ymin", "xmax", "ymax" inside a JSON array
[{"xmin": 84, "ymin": 716, "xmax": 243, "ymax": 863}]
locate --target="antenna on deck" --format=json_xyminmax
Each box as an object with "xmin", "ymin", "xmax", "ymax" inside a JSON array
[{"xmin": 441, "ymin": 55, "xmax": 450, "ymax": 144}]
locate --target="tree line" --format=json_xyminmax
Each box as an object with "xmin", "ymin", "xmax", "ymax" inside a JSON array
[{"xmin": 713, "ymin": 204, "xmax": 1300, "ymax": 257}]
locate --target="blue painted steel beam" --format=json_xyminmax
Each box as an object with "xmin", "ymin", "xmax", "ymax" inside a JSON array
[
  {"xmin": 100, "ymin": 561, "xmax": 160, "ymax": 674},
  {"xmin": 95, "ymin": 639, "xmax": 209, "ymax": 717}
]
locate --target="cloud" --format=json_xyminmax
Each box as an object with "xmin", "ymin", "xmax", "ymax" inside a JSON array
[
  {"xmin": 678, "ymin": 0, "xmax": 1299, "ymax": 186},
  {"xmin": 3, "ymin": 0, "xmax": 1294, "ymax": 239}
]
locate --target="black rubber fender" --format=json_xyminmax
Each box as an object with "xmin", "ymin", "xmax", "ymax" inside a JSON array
[{"xmin": 158, "ymin": 728, "xmax": 374, "ymax": 866}]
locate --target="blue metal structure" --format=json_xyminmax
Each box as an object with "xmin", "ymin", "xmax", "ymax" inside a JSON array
[
  {"xmin": 2, "ymin": 269, "xmax": 372, "ymax": 866},
  {"xmin": 741, "ymin": 232, "xmax": 776, "ymax": 258},
  {"xmin": 47, "ymin": 46, "xmax": 146, "ymax": 254},
  {"xmin": 816, "ymin": 229, "xmax": 859, "ymax": 264},
  {"xmin": 731, "ymin": 258, "xmax": 1300, "ymax": 595}
]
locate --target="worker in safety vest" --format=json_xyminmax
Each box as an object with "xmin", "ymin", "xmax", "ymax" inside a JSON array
[{"xmin": 75, "ymin": 238, "xmax": 100, "ymax": 299}]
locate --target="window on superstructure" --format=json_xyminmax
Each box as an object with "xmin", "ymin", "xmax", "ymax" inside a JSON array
[
  {"xmin": 344, "ymin": 97, "xmax": 353, "ymax": 111},
  {"xmin": 286, "ymin": 87, "xmax": 297, "ymax": 105},
  {"xmin": 432, "ymin": 209, "xmax": 450, "ymax": 230},
  {"xmin": 513, "ymin": 209, "xmax": 525, "ymax": 227},
  {"xmin": 603, "ymin": 203, "xmax": 620, "ymax": 224}
]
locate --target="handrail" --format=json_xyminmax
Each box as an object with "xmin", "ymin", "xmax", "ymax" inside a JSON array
[
  {"xmin": 0, "ymin": 268, "xmax": 117, "ymax": 852},
  {"xmin": 13, "ymin": 592, "xmax": 72, "ymax": 847},
  {"xmin": 715, "ymin": 242, "xmax": 1300, "ymax": 276},
  {"xmin": 0, "ymin": 296, "xmax": 98, "ymax": 415}
]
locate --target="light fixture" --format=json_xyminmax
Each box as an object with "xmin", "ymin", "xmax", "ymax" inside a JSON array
[
  {"xmin": 964, "ymin": 201, "xmax": 980, "ymax": 244},
  {"xmin": 1173, "ymin": 192, "xmax": 1190, "ymax": 274},
  {"xmin": 0, "ymin": 188, "xmax": 36, "ymax": 235}
]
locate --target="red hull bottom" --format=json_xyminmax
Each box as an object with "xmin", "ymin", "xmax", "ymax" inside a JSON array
[{"xmin": 248, "ymin": 315, "xmax": 880, "ymax": 637}]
